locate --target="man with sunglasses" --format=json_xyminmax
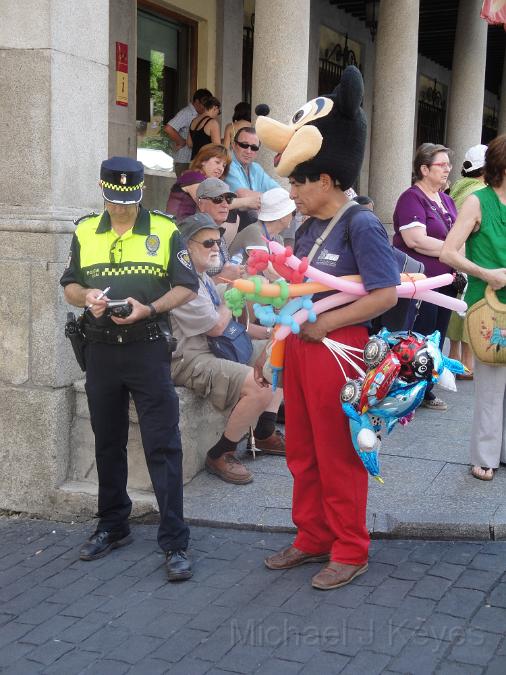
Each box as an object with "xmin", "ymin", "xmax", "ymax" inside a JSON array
[
  {"xmin": 226, "ymin": 127, "xmax": 280, "ymax": 229},
  {"xmin": 196, "ymin": 178, "xmax": 244, "ymax": 280},
  {"xmin": 171, "ymin": 213, "xmax": 285, "ymax": 485},
  {"xmin": 60, "ymin": 156, "xmax": 199, "ymax": 581}
]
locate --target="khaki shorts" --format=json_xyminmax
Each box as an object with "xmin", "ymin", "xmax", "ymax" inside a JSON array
[{"xmin": 173, "ymin": 340, "xmax": 266, "ymax": 411}]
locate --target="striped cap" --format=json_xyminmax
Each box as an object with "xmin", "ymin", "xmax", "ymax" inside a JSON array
[{"xmin": 100, "ymin": 156, "xmax": 144, "ymax": 204}]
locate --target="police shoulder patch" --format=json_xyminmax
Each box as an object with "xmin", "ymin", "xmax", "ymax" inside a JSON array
[
  {"xmin": 177, "ymin": 249, "xmax": 193, "ymax": 270},
  {"xmin": 74, "ymin": 212, "xmax": 98, "ymax": 226},
  {"xmin": 152, "ymin": 209, "xmax": 176, "ymax": 222}
]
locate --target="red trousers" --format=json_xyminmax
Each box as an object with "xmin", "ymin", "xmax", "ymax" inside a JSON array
[{"xmin": 284, "ymin": 326, "xmax": 370, "ymax": 565}]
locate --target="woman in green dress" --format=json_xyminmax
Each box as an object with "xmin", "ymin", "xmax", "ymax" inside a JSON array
[
  {"xmin": 441, "ymin": 135, "xmax": 506, "ymax": 481},
  {"xmin": 446, "ymin": 145, "xmax": 487, "ymax": 378}
]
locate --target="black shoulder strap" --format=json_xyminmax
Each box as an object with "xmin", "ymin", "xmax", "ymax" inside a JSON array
[
  {"xmin": 341, "ymin": 204, "xmax": 368, "ymax": 242},
  {"xmin": 74, "ymin": 212, "xmax": 98, "ymax": 226}
]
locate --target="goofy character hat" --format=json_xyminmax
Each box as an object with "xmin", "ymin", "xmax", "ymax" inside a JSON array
[{"xmin": 255, "ymin": 65, "xmax": 366, "ymax": 190}]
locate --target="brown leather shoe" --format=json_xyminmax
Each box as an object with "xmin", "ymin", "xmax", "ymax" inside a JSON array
[
  {"xmin": 205, "ymin": 452, "xmax": 253, "ymax": 484},
  {"xmin": 311, "ymin": 561, "xmax": 368, "ymax": 590},
  {"xmin": 264, "ymin": 545, "xmax": 330, "ymax": 570},
  {"xmin": 253, "ymin": 430, "xmax": 286, "ymax": 456}
]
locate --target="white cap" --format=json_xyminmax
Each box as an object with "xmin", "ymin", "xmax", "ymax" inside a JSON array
[
  {"xmin": 463, "ymin": 144, "xmax": 487, "ymax": 173},
  {"xmin": 258, "ymin": 188, "xmax": 296, "ymax": 222}
]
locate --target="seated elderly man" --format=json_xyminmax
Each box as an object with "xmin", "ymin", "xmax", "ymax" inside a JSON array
[{"xmin": 171, "ymin": 213, "xmax": 285, "ymax": 484}]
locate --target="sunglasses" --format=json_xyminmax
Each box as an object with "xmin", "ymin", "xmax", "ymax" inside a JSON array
[
  {"xmin": 190, "ymin": 237, "xmax": 221, "ymax": 249},
  {"xmin": 200, "ymin": 195, "xmax": 234, "ymax": 205},
  {"xmin": 235, "ymin": 140, "xmax": 260, "ymax": 152}
]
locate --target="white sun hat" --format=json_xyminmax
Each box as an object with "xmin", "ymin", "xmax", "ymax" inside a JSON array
[{"xmin": 258, "ymin": 187, "xmax": 296, "ymax": 222}]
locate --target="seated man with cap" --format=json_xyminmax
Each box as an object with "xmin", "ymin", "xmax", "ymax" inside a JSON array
[
  {"xmin": 171, "ymin": 212, "xmax": 285, "ymax": 485},
  {"xmin": 196, "ymin": 177, "xmax": 243, "ymax": 279},
  {"xmin": 60, "ymin": 156, "xmax": 198, "ymax": 582}
]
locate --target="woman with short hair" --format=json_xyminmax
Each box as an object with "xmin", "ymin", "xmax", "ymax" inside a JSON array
[{"xmin": 393, "ymin": 143, "xmax": 458, "ymax": 411}]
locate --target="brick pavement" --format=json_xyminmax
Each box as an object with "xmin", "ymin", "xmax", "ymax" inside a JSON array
[{"xmin": 1, "ymin": 517, "xmax": 506, "ymax": 674}]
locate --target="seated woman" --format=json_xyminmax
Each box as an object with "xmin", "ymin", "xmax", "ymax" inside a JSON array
[
  {"xmin": 165, "ymin": 144, "xmax": 231, "ymax": 222},
  {"xmin": 171, "ymin": 213, "xmax": 285, "ymax": 485},
  {"xmin": 229, "ymin": 187, "xmax": 295, "ymax": 259},
  {"xmin": 187, "ymin": 97, "xmax": 222, "ymax": 159}
]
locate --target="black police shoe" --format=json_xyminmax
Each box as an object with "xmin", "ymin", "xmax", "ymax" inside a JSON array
[
  {"xmin": 79, "ymin": 529, "xmax": 133, "ymax": 561},
  {"xmin": 165, "ymin": 549, "xmax": 192, "ymax": 582}
]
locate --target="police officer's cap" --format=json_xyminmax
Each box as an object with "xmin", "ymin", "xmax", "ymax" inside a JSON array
[
  {"xmin": 179, "ymin": 213, "xmax": 225, "ymax": 242},
  {"xmin": 100, "ymin": 156, "xmax": 144, "ymax": 205}
]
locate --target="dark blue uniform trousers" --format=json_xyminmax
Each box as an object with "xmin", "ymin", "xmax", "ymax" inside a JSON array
[{"xmin": 84, "ymin": 338, "xmax": 189, "ymax": 552}]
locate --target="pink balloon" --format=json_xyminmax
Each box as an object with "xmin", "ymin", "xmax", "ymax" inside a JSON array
[
  {"xmin": 275, "ymin": 292, "xmax": 357, "ymax": 340},
  {"xmin": 268, "ymin": 241, "xmax": 467, "ymax": 315}
]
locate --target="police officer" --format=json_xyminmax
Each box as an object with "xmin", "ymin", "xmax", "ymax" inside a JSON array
[{"xmin": 60, "ymin": 157, "xmax": 199, "ymax": 581}]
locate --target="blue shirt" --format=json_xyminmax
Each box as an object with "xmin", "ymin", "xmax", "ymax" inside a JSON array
[
  {"xmin": 226, "ymin": 154, "xmax": 279, "ymax": 193},
  {"xmin": 295, "ymin": 208, "xmax": 400, "ymax": 304}
]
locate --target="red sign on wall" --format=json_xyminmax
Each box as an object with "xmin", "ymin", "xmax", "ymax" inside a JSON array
[{"xmin": 116, "ymin": 42, "xmax": 128, "ymax": 107}]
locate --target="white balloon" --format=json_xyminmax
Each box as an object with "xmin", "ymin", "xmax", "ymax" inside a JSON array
[{"xmin": 357, "ymin": 428, "xmax": 379, "ymax": 453}]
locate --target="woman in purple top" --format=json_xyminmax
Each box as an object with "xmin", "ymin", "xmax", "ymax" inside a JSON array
[{"xmin": 393, "ymin": 143, "xmax": 458, "ymax": 411}]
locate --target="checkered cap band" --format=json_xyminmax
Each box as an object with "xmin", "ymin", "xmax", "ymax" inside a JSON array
[{"xmin": 100, "ymin": 180, "xmax": 145, "ymax": 192}]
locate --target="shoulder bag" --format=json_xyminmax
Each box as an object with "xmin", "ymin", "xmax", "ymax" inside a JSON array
[{"xmin": 465, "ymin": 285, "xmax": 506, "ymax": 365}]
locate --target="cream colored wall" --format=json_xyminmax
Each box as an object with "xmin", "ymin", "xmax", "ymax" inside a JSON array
[{"xmin": 159, "ymin": 0, "xmax": 217, "ymax": 93}]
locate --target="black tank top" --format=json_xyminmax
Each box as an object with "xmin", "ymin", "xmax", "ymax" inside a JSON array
[{"xmin": 190, "ymin": 117, "xmax": 212, "ymax": 159}]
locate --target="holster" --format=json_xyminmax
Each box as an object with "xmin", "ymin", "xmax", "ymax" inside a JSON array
[{"xmin": 64, "ymin": 312, "xmax": 87, "ymax": 371}]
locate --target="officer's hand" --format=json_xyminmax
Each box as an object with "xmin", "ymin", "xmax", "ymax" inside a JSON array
[
  {"xmin": 85, "ymin": 289, "xmax": 109, "ymax": 319},
  {"xmin": 111, "ymin": 297, "xmax": 150, "ymax": 325}
]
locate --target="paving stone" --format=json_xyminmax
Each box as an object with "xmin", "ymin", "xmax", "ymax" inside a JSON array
[
  {"xmin": 367, "ymin": 578, "xmax": 415, "ymax": 607},
  {"xmin": 418, "ymin": 612, "xmax": 469, "ymax": 643},
  {"xmin": 340, "ymin": 650, "xmax": 391, "ymax": 675},
  {"xmin": 142, "ymin": 611, "xmax": 194, "ymax": 639},
  {"xmin": 81, "ymin": 659, "xmax": 130, "ymax": 674},
  {"xmin": 0, "ymin": 621, "xmax": 33, "ymax": 649},
  {"xmin": 320, "ymin": 583, "xmax": 372, "ymax": 609},
  {"xmin": 251, "ymin": 658, "xmax": 303, "ymax": 675},
  {"xmin": 108, "ymin": 634, "xmax": 165, "ymax": 664},
  {"xmin": 57, "ymin": 615, "xmax": 109, "ymax": 644},
  {"xmin": 437, "ymin": 588, "xmax": 486, "ymax": 619},
  {"xmin": 410, "ymin": 574, "xmax": 453, "ymax": 600},
  {"xmin": 18, "ymin": 616, "xmax": 77, "ymax": 646},
  {"xmin": 161, "ymin": 655, "xmax": 211, "ymax": 674},
  {"xmin": 2, "ymin": 586, "xmax": 55, "ymax": 615},
  {"xmin": 408, "ymin": 542, "xmax": 452, "ymax": 566},
  {"xmin": 471, "ymin": 605, "xmax": 506, "ymax": 634},
  {"xmin": 38, "ymin": 649, "xmax": 100, "ymax": 674},
  {"xmin": 442, "ymin": 543, "xmax": 483, "ymax": 566},
  {"xmin": 388, "ymin": 636, "xmax": 449, "ymax": 674},
  {"xmin": 433, "ymin": 661, "xmax": 484, "ymax": 675},
  {"xmin": 79, "ymin": 624, "xmax": 131, "ymax": 653},
  {"xmin": 187, "ymin": 604, "xmax": 235, "ymax": 632},
  {"xmin": 353, "ymin": 562, "xmax": 396, "ymax": 587},
  {"xmin": 1, "ymin": 657, "xmax": 45, "ymax": 674},
  {"xmin": 297, "ymin": 651, "xmax": 350, "ymax": 674},
  {"xmin": 486, "ymin": 655, "xmax": 506, "ymax": 674},
  {"xmin": 347, "ymin": 602, "xmax": 395, "ymax": 631},
  {"xmin": 454, "ymin": 568, "xmax": 503, "ymax": 592},
  {"xmin": 448, "ymin": 627, "xmax": 501, "ymax": 666},
  {"xmin": 389, "ymin": 560, "xmax": 431, "ymax": 581},
  {"xmin": 487, "ymin": 583, "xmax": 506, "ymax": 608},
  {"xmin": 16, "ymin": 601, "xmax": 67, "ymax": 626},
  {"xmin": 23, "ymin": 639, "xmax": 74, "ymax": 666},
  {"xmin": 471, "ymin": 553, "xmax": 506, "ymax": 572},
  {"xmin": 427, "ymin": 561, "xmax": 465, "ymax": 582},
  {"xmin": 192, "ymin": 624, "xmax": 235, "ymax": 662},
  {"xmin": 389, "ymin": 596, "xmax": 437, "ymax": 629},
  {"xmin": 59, "ymin": 593, "xmax": 109, "ymax": 618},
  {"xmin": 216, "ymin": 643, "xmax": 273, "ymax": 673},
  {"xmin": 151, "ymin": 627, "xmax": 208, "ymax": 663},
  {"xmin": 0, "ymin": 641, "xmax": 36, "ymax": 667},
  {"xmin": 125, "ymin": 658, "xmax": 171, "ymax": 675}
]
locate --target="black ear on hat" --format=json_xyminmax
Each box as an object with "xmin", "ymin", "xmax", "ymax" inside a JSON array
[
  {"xmin": 255, "ymin": 103, "xmax": 270, "ymax": 116},
  {"xmin": 333, "ymin": 65, "xmax": 364, "ymax": 119}
]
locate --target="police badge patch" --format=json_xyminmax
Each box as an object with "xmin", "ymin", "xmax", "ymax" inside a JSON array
[
  {"xmin": 145, "ymin": 234, "xmax": 160, "ymax": 256},
  {"xmin": 177, "ymin": 249, "xmax": 192, "ymax": 270}
]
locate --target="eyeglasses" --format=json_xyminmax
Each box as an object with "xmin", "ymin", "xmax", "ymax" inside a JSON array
[
  {"xmin": 200, "ymin": 195, "xmax": 234, "ymax": 205},
  {"xmin": 109, "ymin": 238, "xmax": 122, "ymax": 264},
  {"xmin": 190, "ymin": 237, "xmax": 221, "ymax": 249},
  {"xmin": 430, "ymin": 162, "xmax": 452, "ymax": 170},
  {"xmin": 235, "ymin": 140, "xmax": 260, "ymax": 152}
]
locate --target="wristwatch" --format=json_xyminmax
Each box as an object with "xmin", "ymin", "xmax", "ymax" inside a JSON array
[
  {"xmin": 265, "ymin": 326, "xmax": 273, "ymax": 338},
  {"xmin": 148, "ymin": 303, "xmax": 157, "ymax": 318}
]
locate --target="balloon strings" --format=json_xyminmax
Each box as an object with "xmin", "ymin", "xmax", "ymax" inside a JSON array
[
  {"xmin": 322, "ymin": 338, "xmax": 366, "ymax": 379},
  {"xmin": 406, "ymin": 273, "xmax": 417, "ymax": 302}
]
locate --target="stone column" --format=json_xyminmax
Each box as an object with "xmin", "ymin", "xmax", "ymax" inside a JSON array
[
  {"xmin": 498, "ymin": 47, "xmax": 506, "ymax": 135},
  {"xmin": 0, "ymin": 0, "xmax": 109, "ymax": 515},
  {"xmin": 369, "ymin": 0, "xmax": 420, "ymax": 228},
  {"xmin": 447, "ymin": 0, "xmax": 488, "ymax": 175},
  {"xmin": 215, "ymin": 0, "xmax": 244, "ymax": 136},
  {"xmin": 251, "ymin": 0, "xmax": 311, "ymax": 178}
]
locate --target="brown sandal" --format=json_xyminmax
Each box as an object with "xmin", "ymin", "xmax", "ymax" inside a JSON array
[{"xmin": 471, "ymin": 466, "xmax": 494, "ymax": 481}]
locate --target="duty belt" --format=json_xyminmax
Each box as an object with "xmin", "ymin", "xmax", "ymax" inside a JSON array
[{"xmin": 84, "ymin": 320, "xmax": 162, "ymax": 345}]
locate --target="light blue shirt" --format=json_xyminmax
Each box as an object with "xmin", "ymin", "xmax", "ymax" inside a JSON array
[{"xmin": 226, "ymin": 154, "xmax": 279, "ymax": 193}]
